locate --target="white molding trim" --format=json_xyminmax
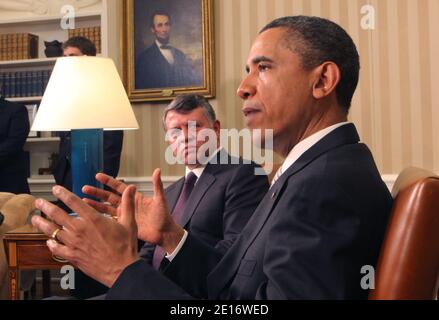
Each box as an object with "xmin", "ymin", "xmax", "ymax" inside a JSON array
[
  {"xmin": 381, "ymin": 175, "xmax": 398, "ymax": 193},
  {"xmin": 28, "ymin": 175, "xmax": 397, "ymax": 200},
  {"xmin": 28, "ymin": 176, "xmax": 181, "ymax": 200},
  {"xmin": 117, "ymin": 176, "xmax": 181, "ymax": 196}
]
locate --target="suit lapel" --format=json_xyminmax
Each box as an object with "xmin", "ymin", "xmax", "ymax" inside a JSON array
[
  {"xmin": 180, "ymin": 171, "xmax": 216, "ymax": 228},
  {"xmin": 179, "ymin": 149, "xmax": 230, "ymax": 227},
  {"xmin": 208, "ymin": 124, "xmax": 360, "ymax": 298},
  {"xmin": 207, "ymin": 188, "xmax": 279, "ymax": 298}
]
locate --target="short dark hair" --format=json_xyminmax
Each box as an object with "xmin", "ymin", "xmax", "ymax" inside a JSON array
[
  {"xmin": 261, "ymin": 16, "xmax": 360, "ymax": 111},
  {"xmin": 150, "ymin": 10, "xmax": 172, "ymax": 29},
  {"xmin": 62, "ymin": 36, "xmax": 97, "ymax": 56},
  {"xmin": 163, "ymin": 94, "xmax": 216, "ymax": 130}
]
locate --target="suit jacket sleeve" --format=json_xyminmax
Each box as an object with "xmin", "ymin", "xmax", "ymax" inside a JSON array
[
  {"xmin": 106, "ymin": 233, "xmax": 223, "ymax": 300},
  {"xmin": 0, "ymin": 104, "xmax": 29, "ymax": 166},
  {"xmin": 138, "ymin": 241, "xmax": 155, "ymax": 264},
  {"xmin": 103, "ymin": 130, "xmax": 123, "ymax": 178},
  {"xmin": 106, "ymin": 259, "xmax": 195, "ymax": 300}
]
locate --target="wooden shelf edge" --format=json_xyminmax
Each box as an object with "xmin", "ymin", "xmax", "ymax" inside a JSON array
[
  {"xmin": 6, "ymin": 97, "xmax": 43, "ymax": 102},
  {"xmin": 0, "ymin": 57, "xmax": 57, "ymax": 67}
]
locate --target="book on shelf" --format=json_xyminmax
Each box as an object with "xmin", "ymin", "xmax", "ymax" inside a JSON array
[
  {"xmin": 0, "ymin": 69, "xmax": 52, "ymax": 98},
  {"xmin": 0, "ymin": 33, "xmax": 39, "ymax": 61}
]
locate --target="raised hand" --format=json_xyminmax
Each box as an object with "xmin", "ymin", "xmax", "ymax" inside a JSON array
[
  {"xmin": 83, "ymin": 169, "xmax": 185, "ymax": 253},
  {"xmin": 82, "ymin": 173, "xmax": 129, "ymax": 217},
  {"xmin": 31, "ymin": 184, "xmax": 139, "ymax": 287}
]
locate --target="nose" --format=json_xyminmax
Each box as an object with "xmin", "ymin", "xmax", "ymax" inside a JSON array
[
  {"xmin": 180, "ymin": 127, "xmax": 189, "ymax": 141},
  {"xmin": 237, "ymin": 75, "xmax": 255, "ymax": 100},
  {"xmin": 180, "ymin": 126, "xmax": 197, "ymax": 143}
]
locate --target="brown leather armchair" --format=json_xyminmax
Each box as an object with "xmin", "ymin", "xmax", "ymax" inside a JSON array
[{"xmin": 369, "ymin": 167, "xmax": 439, "ymax": 300}]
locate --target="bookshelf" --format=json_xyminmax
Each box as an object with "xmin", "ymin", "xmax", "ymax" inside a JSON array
[{"xmin": 0, "ymin": 0, "xmax": 110, "ymax": 192}]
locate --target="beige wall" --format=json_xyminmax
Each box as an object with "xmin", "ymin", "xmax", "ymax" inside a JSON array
[{"xmin": 114, "ymin": 0, "xmax": 439, "ymax": 177}]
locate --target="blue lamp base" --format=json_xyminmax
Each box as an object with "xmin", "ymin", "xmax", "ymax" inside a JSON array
[{"xmin": 71, "ymin": 129, "xmax": 103, "ymax": 199}]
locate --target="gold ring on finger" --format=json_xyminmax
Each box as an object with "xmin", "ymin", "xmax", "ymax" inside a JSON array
[{"xmin": 51, "ymin": 228, "xmax": 62, "ymax": 242}]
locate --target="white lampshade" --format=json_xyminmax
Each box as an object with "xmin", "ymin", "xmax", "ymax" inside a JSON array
[{"xmin": 31, "ymin": 56, "xmax": 139, "ymax": 131}]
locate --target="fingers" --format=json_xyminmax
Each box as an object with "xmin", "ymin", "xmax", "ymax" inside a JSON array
[
  {"xmin": 52, "ymin": 185, "xmax": 98, "ymax": 222},
  {"xmin": 32, "ymin": 215, "xmax": 77, "ymax": 259},
  {"xmin": 118, "ymin": 185, "xmax": 137, "ymax": 230},
  {"xmin": 95, "ymin": 173, "xmax": 128, "ymax": 195},
  {"xmin": 83, "ymin": 198, "xmax": 118, "ymax": 216},
  {"xmin": 82, "ymin": 185, "xmax": 121, "ymax": 207},
  {"xmin": 32, "ymin": 215, "xmax": 62, "ymax": 239},
  {"xmin": 34, "ymin": 198, "xmax": 76, "ymax": 231},
  {"xmin": 152, "ymin": 168, "xmax": 166, "ymax": 201},
  {"xmin": 46, "ymin": 239, "xmax": 75, "ymax": 264}
]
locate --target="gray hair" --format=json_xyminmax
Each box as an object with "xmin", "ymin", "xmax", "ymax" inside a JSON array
[{"xmin": 162, "ymin": 94, "xmax": 216, "ymax": 130}]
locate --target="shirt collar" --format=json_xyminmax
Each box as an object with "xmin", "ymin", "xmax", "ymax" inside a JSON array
[
  {"xmin": 281, "ymin": 122, "xmax": 350, "ymax": 174},
  {"xmin": 185, "ymin": 147, "xmax": 222, "ymax": 180}
]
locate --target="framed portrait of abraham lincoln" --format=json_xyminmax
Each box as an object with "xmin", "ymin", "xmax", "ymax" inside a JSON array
[{"xmin": 121, "ymin": 0, "xmax": 215, "ymax": 102}]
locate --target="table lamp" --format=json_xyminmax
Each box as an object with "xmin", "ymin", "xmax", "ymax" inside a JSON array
[{"xmin": 31, "ymin": 56, "xmax": 139, "ymax": 201}]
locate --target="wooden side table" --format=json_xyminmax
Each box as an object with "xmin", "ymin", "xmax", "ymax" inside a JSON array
[{"xmin": 3, "ymin": 225, "xmax": 65, "ymax": 300}]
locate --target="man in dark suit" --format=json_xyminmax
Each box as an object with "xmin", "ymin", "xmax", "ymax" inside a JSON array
[
  {"xmin": 0, "ymin": 96, "xmax": 30, "ymax": 194},
  {"xmin": 135, "ymin": 10, "xmax": 201, "ymax": 89},
  {"xmin": 32, "ymin": 16, "xmax": 393, "ymax": 300},
  {"xmin": 136, "ymin": 95, "xmax": 268, "ymax": 275}
]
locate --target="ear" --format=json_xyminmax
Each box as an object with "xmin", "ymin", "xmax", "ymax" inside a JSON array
[
  {"xmin": 213, "ymin": 120, "xmax": 221, "ymax": 136},
  {"xmin": 312, "ymin": 62, "xmax": 341, "ymax": 100}
]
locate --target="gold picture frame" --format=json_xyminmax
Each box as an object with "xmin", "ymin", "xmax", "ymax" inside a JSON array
[{"xmin": 121, "ymin": 0, "xmax": 215, "ymax": 102}]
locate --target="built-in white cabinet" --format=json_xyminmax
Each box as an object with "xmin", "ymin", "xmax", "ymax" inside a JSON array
[{"xmin": 0, "ymin": 0, "xmax": 111, "ymax": 196}]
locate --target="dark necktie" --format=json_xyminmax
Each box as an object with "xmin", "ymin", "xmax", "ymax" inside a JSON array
[
  {"xmin": 152, "ymin": 172, "xmax": 197, "ymax": 270},
  {"xmin": 160, "ymin": 44, "xmax": 173, "ymax": 50}
]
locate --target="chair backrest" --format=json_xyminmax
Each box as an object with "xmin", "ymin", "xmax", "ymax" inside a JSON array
[{"xmin": 369, "ymin": 167, "xmax": 439, "ymax": 300}]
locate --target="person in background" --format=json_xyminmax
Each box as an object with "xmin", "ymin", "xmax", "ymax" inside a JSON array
[
  {"xmin": 52, "ymin": 36, "xmax": 124, "ymax": 299},
  {"xmin": 0, "ymin": 94, "xmax": 30, "ymax": 194}
]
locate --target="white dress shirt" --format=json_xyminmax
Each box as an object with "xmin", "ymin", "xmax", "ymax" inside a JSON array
[
  {"xmin": 271, "ymin": 122, "xmax": 350, "ymax": 186},
  {"xmin": 157, "ymin": 40, "xmax": 175, "ymax": 65}
]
